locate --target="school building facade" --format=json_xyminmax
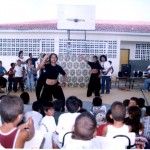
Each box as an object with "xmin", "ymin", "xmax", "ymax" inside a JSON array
[{"xmin": 0, "ymin": 20, "xmax": 150, "ymax": 87}]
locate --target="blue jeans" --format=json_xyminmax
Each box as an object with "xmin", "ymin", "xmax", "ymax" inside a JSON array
[
  {"xmin": 27, "ymin": 74, "xmax": 34, "ymax": 91},
  {"xmin": 144, "ymin": 78, "xmax": 150, "ymax": 91},
  {"xmin": 101, "ymin": 76, "xmax": 110, "ymax": 93}
]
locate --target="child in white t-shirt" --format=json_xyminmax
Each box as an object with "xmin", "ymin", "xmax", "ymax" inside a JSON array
[
  {"xmin": 62, "ymin": 112, "xmax": 101, "ymax": 149},
  {"xmin": 39, "ymin": 102, "xmax": 56, "ymax": 149},
  {"xmin": 24, "ymin": 101, "xmax": 43, "ymax": 130},
  {"xmin": 14, "ymin": 60, "xmax": 24, "ymax": 92}
]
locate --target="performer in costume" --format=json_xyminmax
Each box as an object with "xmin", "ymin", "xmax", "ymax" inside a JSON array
[
  {"xmin": 39, "ymin": 53, "xmax": 67, "ymax": 111},
  {"xmin": 82, "ymin": 55, "xmax": 102, "ymax": 97}
]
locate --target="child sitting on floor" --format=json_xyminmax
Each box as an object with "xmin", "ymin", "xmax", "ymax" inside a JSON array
[
  {"xmin": 24, "ymin": 101, "xmax": 43, "ymax": 130},
  {"xmin": 0, "ymin": 95, "xmax": 34, "ymax": 148},
  {"xmin": 62, "ymin": 112, "xmax": 101, "ymax": 149},
  {"xmin": 91, "ymin": 97, "xmax": 107, "ymax": 127},
  {"xmin": 102, "ymin": 101, "xmax": 131, "ymax": 136},
  {"xmin": 39, "ymin": 102, "xmax": 56, "ymax": 149}
]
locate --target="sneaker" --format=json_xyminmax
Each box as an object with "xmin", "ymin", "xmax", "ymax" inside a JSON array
[{"xmin": 106, "ymin": 92, "xmax": 110, "ymax": 94}]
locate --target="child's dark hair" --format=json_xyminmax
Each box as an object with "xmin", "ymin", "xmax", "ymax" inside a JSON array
[
  {"xmin": 74, "ymin": 112, "xmax": 97, "ymax": 140},
  {"xmin": 92, "ymin": 97, "xmax": 102, "ymax": 106},
  {"xmin": 32, "ymin": 101, "xmax": 42, "ymax": 112},
  {"xmin": 18, "ymin": 51, "xmax": 23, "ymax": 57},
  {"xmin": 20, "ymin": 92, "xmax": 30, "ymax": 104},
  {"xmin": 77, "ymin": 98, "xmax": 83, "ymax": 108},
  {"xmin": 66, "ymin": 96, "xmax": 79, "ymax": 113},
  {"xmin": 146, "ymin": 106, "xmax": 150, "ymax": 116},
  {"xmin": 0, "ymin": 95, "xmax": 23, "ymax": 123},
  {"xmin": 53, "ymin": 99, "xmax": 63, "ymax": 112},
  {"xmin": 42, "ymin": 101, "xmax": 54, "ymax": 112},
  {"xmin": 106, "ymin": 109, "xmax": 113, "ymax": 123},
  {"xmin": 137, "ymin": 98, "xmax": 145, "ymax": 108},
  {"xmin": 111, "ymin": 101, "xmax": 126, "ymax": 121},
  {"xmin": 123, "ymin": 99, "xmax": 130, "ymax": 107},
  {"xmin": 128, "ymin": 106, "xmax": 141, "ymax": 120},
  {"xmin": 130, "ymin": 97, "xmax": 138, "ymax": 105},
  {"xmin": 10, "ymin": 63, "xmax": 15, "ymax": 67},
  {"xmin": 100, "ymin": 55, "xmax": 107, "ymax": 61}
]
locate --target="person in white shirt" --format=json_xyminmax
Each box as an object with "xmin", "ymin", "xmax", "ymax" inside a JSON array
[
  {"xmin": 17, "ymin": 51, "xmax": 26, "ymax": 70},
  {"xmin": 53, "ymin": 96, "xmax": 80, "ymax": 149},
  {"xmin": 100, "ymin": 55, "xmax": 112, "ymax": 94},
  {"xmin": 39, "ymin": 102, "xmax": 56, "ymax": 149},
  {"xmin": 24, "ymin": 101, "xmax": 43, "ymax": 130},
  {"xmin": 14, "ymin": 60, "xmax": 24, "ymax": 92},
  {"xmin": 62, "ymin": 112, "xmax": 101, "ymax": 149}
]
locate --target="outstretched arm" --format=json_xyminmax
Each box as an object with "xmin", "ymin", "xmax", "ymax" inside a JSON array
[
  {"xmin": 81, "ymin": 55, "xmax": 88, "ymax": 63},
  {"xmin": 38, "ymin": 54, "xmax": 49, "ymax": 69}
]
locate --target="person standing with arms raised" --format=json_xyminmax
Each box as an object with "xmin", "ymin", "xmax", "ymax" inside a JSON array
[{"xmin": 39, "ymin": 53, "xmax": 67, "ymax": 111}]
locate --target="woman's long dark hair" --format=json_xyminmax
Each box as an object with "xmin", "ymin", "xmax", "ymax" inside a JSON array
[
  {"xmin": 49, "ymin": 53, "xmax": 58, "ymax": 64},
  {"xmin": 93, "ymin": 55, "xmax": 100, "ymax": 64},
  {"xmin": 100, "ymin": 55, "xmax": 107, "ymax": 62}
]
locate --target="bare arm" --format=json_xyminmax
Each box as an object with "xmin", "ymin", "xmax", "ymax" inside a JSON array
[
  {"xmin": 101, "ymin": 125, "xmax": 107, "ymax": 136},
  {"xmin": 81, "ymin": 55, "xmax": 88, "ymax": 63},
  {"xmin": 38, "ymin": 54, "xmax": 49, "ymax": 69},
  {"xmin": 16, "ymin": 117, "xmax": 35, "ymax": 148}
]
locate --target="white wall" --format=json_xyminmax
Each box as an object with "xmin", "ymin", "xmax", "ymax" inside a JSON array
[{"xmin": 1, "ymin": 30, "xmax": 150, "ymax": 77}]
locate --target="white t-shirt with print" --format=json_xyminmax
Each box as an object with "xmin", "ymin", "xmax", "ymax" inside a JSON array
[{"xmin": 101, "ymin": 61, "xmax": 111, "ymax": 76}]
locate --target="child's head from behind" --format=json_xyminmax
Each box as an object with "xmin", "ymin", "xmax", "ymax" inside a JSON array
[
  {"xmin": 92, "ymin": 97, "xmax": 102, "ymax": 107},
  {"xmin": 111, "ymin": 101, "xmax": 126, "ymax": 121},
  {"xmin": 66, "ymin": 96, "xmax": 79, "ymax": 113},
  {"xmin": 53, "ymin": 99, "xmax": 63, "ymax": 112},
  {"xmin": 128, "ymin": 106, "xmax": 141, "ymax": 120},
  {"xmin": 20, "ymin": 92, "xmax": 30, "ymax": 104},
  {"xmin": 137, "ymin": 98, "xmax": 145, "ymax": 108},
  {"xmin": 42, "ymin": 102, "xmax": 55, "ymax": 116},
  {"xmin": 74, "ymin": 112, "xmax": 97, "ymax": 140},
  {"xmin": 32, "ymin": 101, "xmax": 42, "ymax": 113},
  {"xmin": 0, "ymin": 95, "xmax": 23, "ymax": 123},
  {"xmin": 123, "ymin": 99, "xmax": 130, "ymax": 107}
]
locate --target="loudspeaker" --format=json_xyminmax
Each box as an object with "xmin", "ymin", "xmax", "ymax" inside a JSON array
[
  {"xmin": 122, "ymin": 64, "xmax": 131, "ymax": 77},
  {"xmin": 118, "ymin": 71, "xmax": 122, "ymax": 77}
]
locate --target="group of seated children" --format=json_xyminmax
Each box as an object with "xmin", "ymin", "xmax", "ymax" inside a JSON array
[{"xmin": 0, "ymin": 94, "xmax": 150, "ymax": 149}]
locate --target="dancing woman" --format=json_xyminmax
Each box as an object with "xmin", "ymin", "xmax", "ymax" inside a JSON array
[
  {"xmin": 82, "ymin": 55, "xmax": 102, "ymax": 97},
  {"xmin": 39, "ymin": 53, "xmax": 67, "ymax": 111}
]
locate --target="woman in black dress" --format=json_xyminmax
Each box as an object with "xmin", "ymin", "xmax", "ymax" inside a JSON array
[
  {"xmin": 82, "ymin": 55, "xmax": 102, "ymax": 97},
  {"xmin": 39, "ymin": 53, "xmax": 67, "ymax": 111}
]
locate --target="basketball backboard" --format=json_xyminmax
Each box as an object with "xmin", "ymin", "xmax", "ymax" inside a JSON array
[{"xmin": 57, "ymin": 5, "xmax": 95, "ymax": 30}]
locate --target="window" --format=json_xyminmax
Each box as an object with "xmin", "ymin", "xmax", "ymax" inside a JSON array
[
  {"xmin": 59, "ymin": 39, "xmax": 117, "ymax": 58},
  {"xmin": 0, "ymin": 38, "xmax": 55, "ymax": 56},
  {"xmin": 135, "ymin": 44, "xmax": 150, "ymax": 60}
]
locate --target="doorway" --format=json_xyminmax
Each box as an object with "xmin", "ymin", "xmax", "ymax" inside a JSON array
[{"xmin": 120, "ymin": 49, "xmax": 130, "ymax": 71}]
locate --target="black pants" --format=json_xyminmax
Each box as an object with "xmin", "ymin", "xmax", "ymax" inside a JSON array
[
  {"xmin": 87, "ymin": 73, "xmax": 100, "ymax": 97},
  {"xmin": 36, "ymin": 74, "xmax": 46, "ymax": 101},
  {"xmin": 8, "ymin": 78, "xmax": 15, "ymax": 91},
  {"xmin": 0, "ymin": 77, "xmax": 7, "ymax": 88},
  {"xmin": 14, "ymin": 77, "xmax": 24, "ymax": 92},
  {"xmin": 40, "ymin": 82, "xmax": 65, "ymax": 111}
]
